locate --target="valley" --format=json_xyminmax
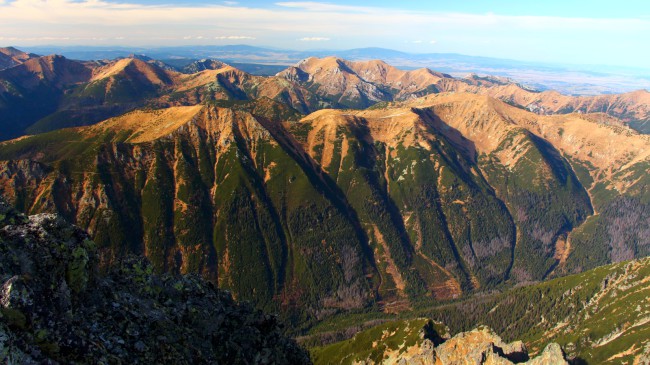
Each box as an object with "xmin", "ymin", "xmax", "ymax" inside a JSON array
[{"xmin": 0, "ymin": 46, "xmax": 648, "ymax": 364}]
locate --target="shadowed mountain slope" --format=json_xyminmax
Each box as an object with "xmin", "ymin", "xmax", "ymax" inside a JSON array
[{"xmin": 0, "ymin": 92, "xmax": 644, "ymax": 321}]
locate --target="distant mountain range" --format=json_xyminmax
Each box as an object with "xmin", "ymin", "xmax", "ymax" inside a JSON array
[
  {"xmin": 0, "ymin": 46, "xmax": 38, "ymax": 70},
  {"xmin": 0, "ymin": 48, "xmax": 648, "ymax": 142},
  {"xmin": 18, "ymin": 44, "xmax": 650, "ymax": 95}
]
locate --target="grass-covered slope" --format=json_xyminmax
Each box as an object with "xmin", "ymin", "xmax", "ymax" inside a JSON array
[
  {"xmin": 308, "ymin": 257, "xmax": 650, "ymax": 365},
  {"xmin": 0, "ymin": 94, "xmax": 646, "ymax": 327},
  {"xmin": 420, "ymin": 257, "xmax": 650, "ymax": 364},
  {"xmin": 311, "ymin": 318, "xmax": 449, "ymax": 365}
]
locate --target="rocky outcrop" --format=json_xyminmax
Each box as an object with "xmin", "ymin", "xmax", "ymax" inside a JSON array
[
  {"xmin": 331, "ymin": 321, "xmax": 566, "ymax": 365},
  {"xmin": 435, "ymin": 327, "xmax": 566, "ymax": 365},
  {"xmin": 391, "ymin": 327, "xmax": 566, "ymax": 365},
  {"xmin": 0, "ymin": 198, "xmax": 310, "ymax": 364}
]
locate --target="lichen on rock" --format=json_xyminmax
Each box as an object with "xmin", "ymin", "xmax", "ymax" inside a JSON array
[{"xmin": 0, "ymin": 198, "xmax": 311, "ymax": 364}]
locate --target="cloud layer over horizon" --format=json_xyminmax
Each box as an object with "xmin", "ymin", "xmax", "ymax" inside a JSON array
[{"xmin": 0, "ymin": 0, "xmax": 649, "ymax": 68}]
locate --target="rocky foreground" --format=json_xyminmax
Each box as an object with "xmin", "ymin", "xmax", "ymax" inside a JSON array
[
  {"xmin": 381, "ymin": 326, "xmax": 567, "ymax": 365},
  {"xmin": 0, "ymin": 199, "xmax": 310, "ymax": 364}
]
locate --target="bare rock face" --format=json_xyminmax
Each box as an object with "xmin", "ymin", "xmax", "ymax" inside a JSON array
[
  {"xmin": 524, "ymin": 343, "xmax": 568, "ymax": 365},
  {"xmin": 395, "ymin": 339, "xmax": 437, "ymax": 365},
  {"xmin": 0, "ymin": 198, "xmax": 310, "ymax": 364},
  {"xmin": 436, "ymin": 327, "xmax": 528, "ymax": 364},
  {"xmin": 395, "ymin": 326, "xmax": 567, "ymax": 365}
]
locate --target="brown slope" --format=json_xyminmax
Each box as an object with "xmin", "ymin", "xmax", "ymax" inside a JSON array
[
  {"xmin": 341, "ymin": 59, "xmax": 448, "ymax": 98},
  {"xmin": 0, "ymin": 47, "xmax": 38, "ymax": 70},
  {"xmin": 17, "ymin": 57, "xmax": 181, "ymax": 135},
  {"xmin": 82, "ymin": 105, "xmax": 204, "ymax": 143},
  {"xmin": 278, "ymin": 57, "xmax": 456, "ymax": 107},
  {"xmin": 0, "ymin": 54, "xmax": 92, "ymax": 89},
  {"xmin": 279, "ymin": 57, "xmax": 650, "ymax": 132},
  {"xmin": 90, "ymin": 57, "xmax": 178, "ymax": 86},
  {"xmin": 438, "ymin": 80, "xmax": 650, "ymax": 128},
  {"xmin": 402, "ymin": 93, "xmax": 650, "ymax": 274},
  {"xmin": 403, "ymin": 92, "xmax": 650, "ymax": 197}
]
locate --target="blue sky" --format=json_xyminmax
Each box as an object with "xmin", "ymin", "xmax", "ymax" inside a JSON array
[{"xmin": 0, "ymin": 0, "xmax": 649, "ymax": 68}]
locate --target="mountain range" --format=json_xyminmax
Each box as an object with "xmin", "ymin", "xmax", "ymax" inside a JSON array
[
  {"xmin": 0, "ymin": 47, "xmax": 648, "ymax": 318},
  {"xmin": 0, "ymin": 47, "xmax": 648, "ymax": 361},
  {"xmin": 20, "ymin": 44, "xmax": 650, "ymax": 95},
  {"xmin": 1, "ymin": 48, "xmax": 648, "ymax": 142}
]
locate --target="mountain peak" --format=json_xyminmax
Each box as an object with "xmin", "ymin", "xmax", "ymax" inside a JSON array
[
  {"xmin": 1, "ymin": 54, "xmax": 92, "ymax": 87},
  {"xmin": 84, "ymin": 105, "xmax": 205, "ymax": 143},
  {"xmin": 0, "ymin": 46, "xmax": 35, "ymax": 59},
  {"xmin": 90, "ymin": 57, "xmax": 174, "ymax": 85},
  {"xmin": 183, "ymin": 58, "xmax": 231, "ymax": 73}
]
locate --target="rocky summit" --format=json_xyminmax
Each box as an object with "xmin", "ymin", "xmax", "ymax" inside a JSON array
[{"xmin": 0, "ymin": 198, "xmax": 310, "ymax": 364}]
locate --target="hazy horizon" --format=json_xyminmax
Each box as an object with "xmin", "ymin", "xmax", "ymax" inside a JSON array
[{"xmin": 1, "ymin": 1, "xmax": 649, "ymax": 69}]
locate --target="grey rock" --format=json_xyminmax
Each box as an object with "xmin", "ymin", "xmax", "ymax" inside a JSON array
[{"xmin": 0, "ymin": 198, "xmax": 311, "ymax": 364}]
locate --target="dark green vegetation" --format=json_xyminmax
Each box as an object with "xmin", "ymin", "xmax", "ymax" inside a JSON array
[
  {"xmin": 1, "ymin": 90, "xmax": 643, "ymax": 336},
  {"xmin": 307, "ymin": 257, "xmax": 650, "ymax": 364},
  {"xmin": 0, "ymin": 199, "xmax": 310, "ymax": 364}
]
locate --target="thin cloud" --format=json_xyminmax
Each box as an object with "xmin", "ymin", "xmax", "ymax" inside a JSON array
[
  {"xmin": 215, "ymin": 36, "xmax": 256, "ymax": 40},
  {"xmin": 275, "ymin": 2, "xmax": 374, "ymax": 13},
  {"xmin": 0, "ymin": 0, "xmax": 647, "ymax": 67},
  {"xmin": 299, "ymin": 37, "xmax": 330, "ymax": 41}
]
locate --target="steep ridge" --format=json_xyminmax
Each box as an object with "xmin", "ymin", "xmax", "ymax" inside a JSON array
[
  {"xmin": 277, "ymin": 57, "xmax": 450, "ymax": 108},
  {"xmin": 278, "ymin": 57, "xmax": 650, "ymax": 133},
  {"xmin": 0, "ymin": 93, "xmax": 633, "ymax": 321},
  {"xmin": 302, "ymin": 95, "xmax": 594, "ymax": 285},
  {"xmin": 400, "ymin": 93, "xmax": 649, "ymax": 275},
  {"xmin": 0, "ymin": 100, "xmax": 380, "ymax": 317}
]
